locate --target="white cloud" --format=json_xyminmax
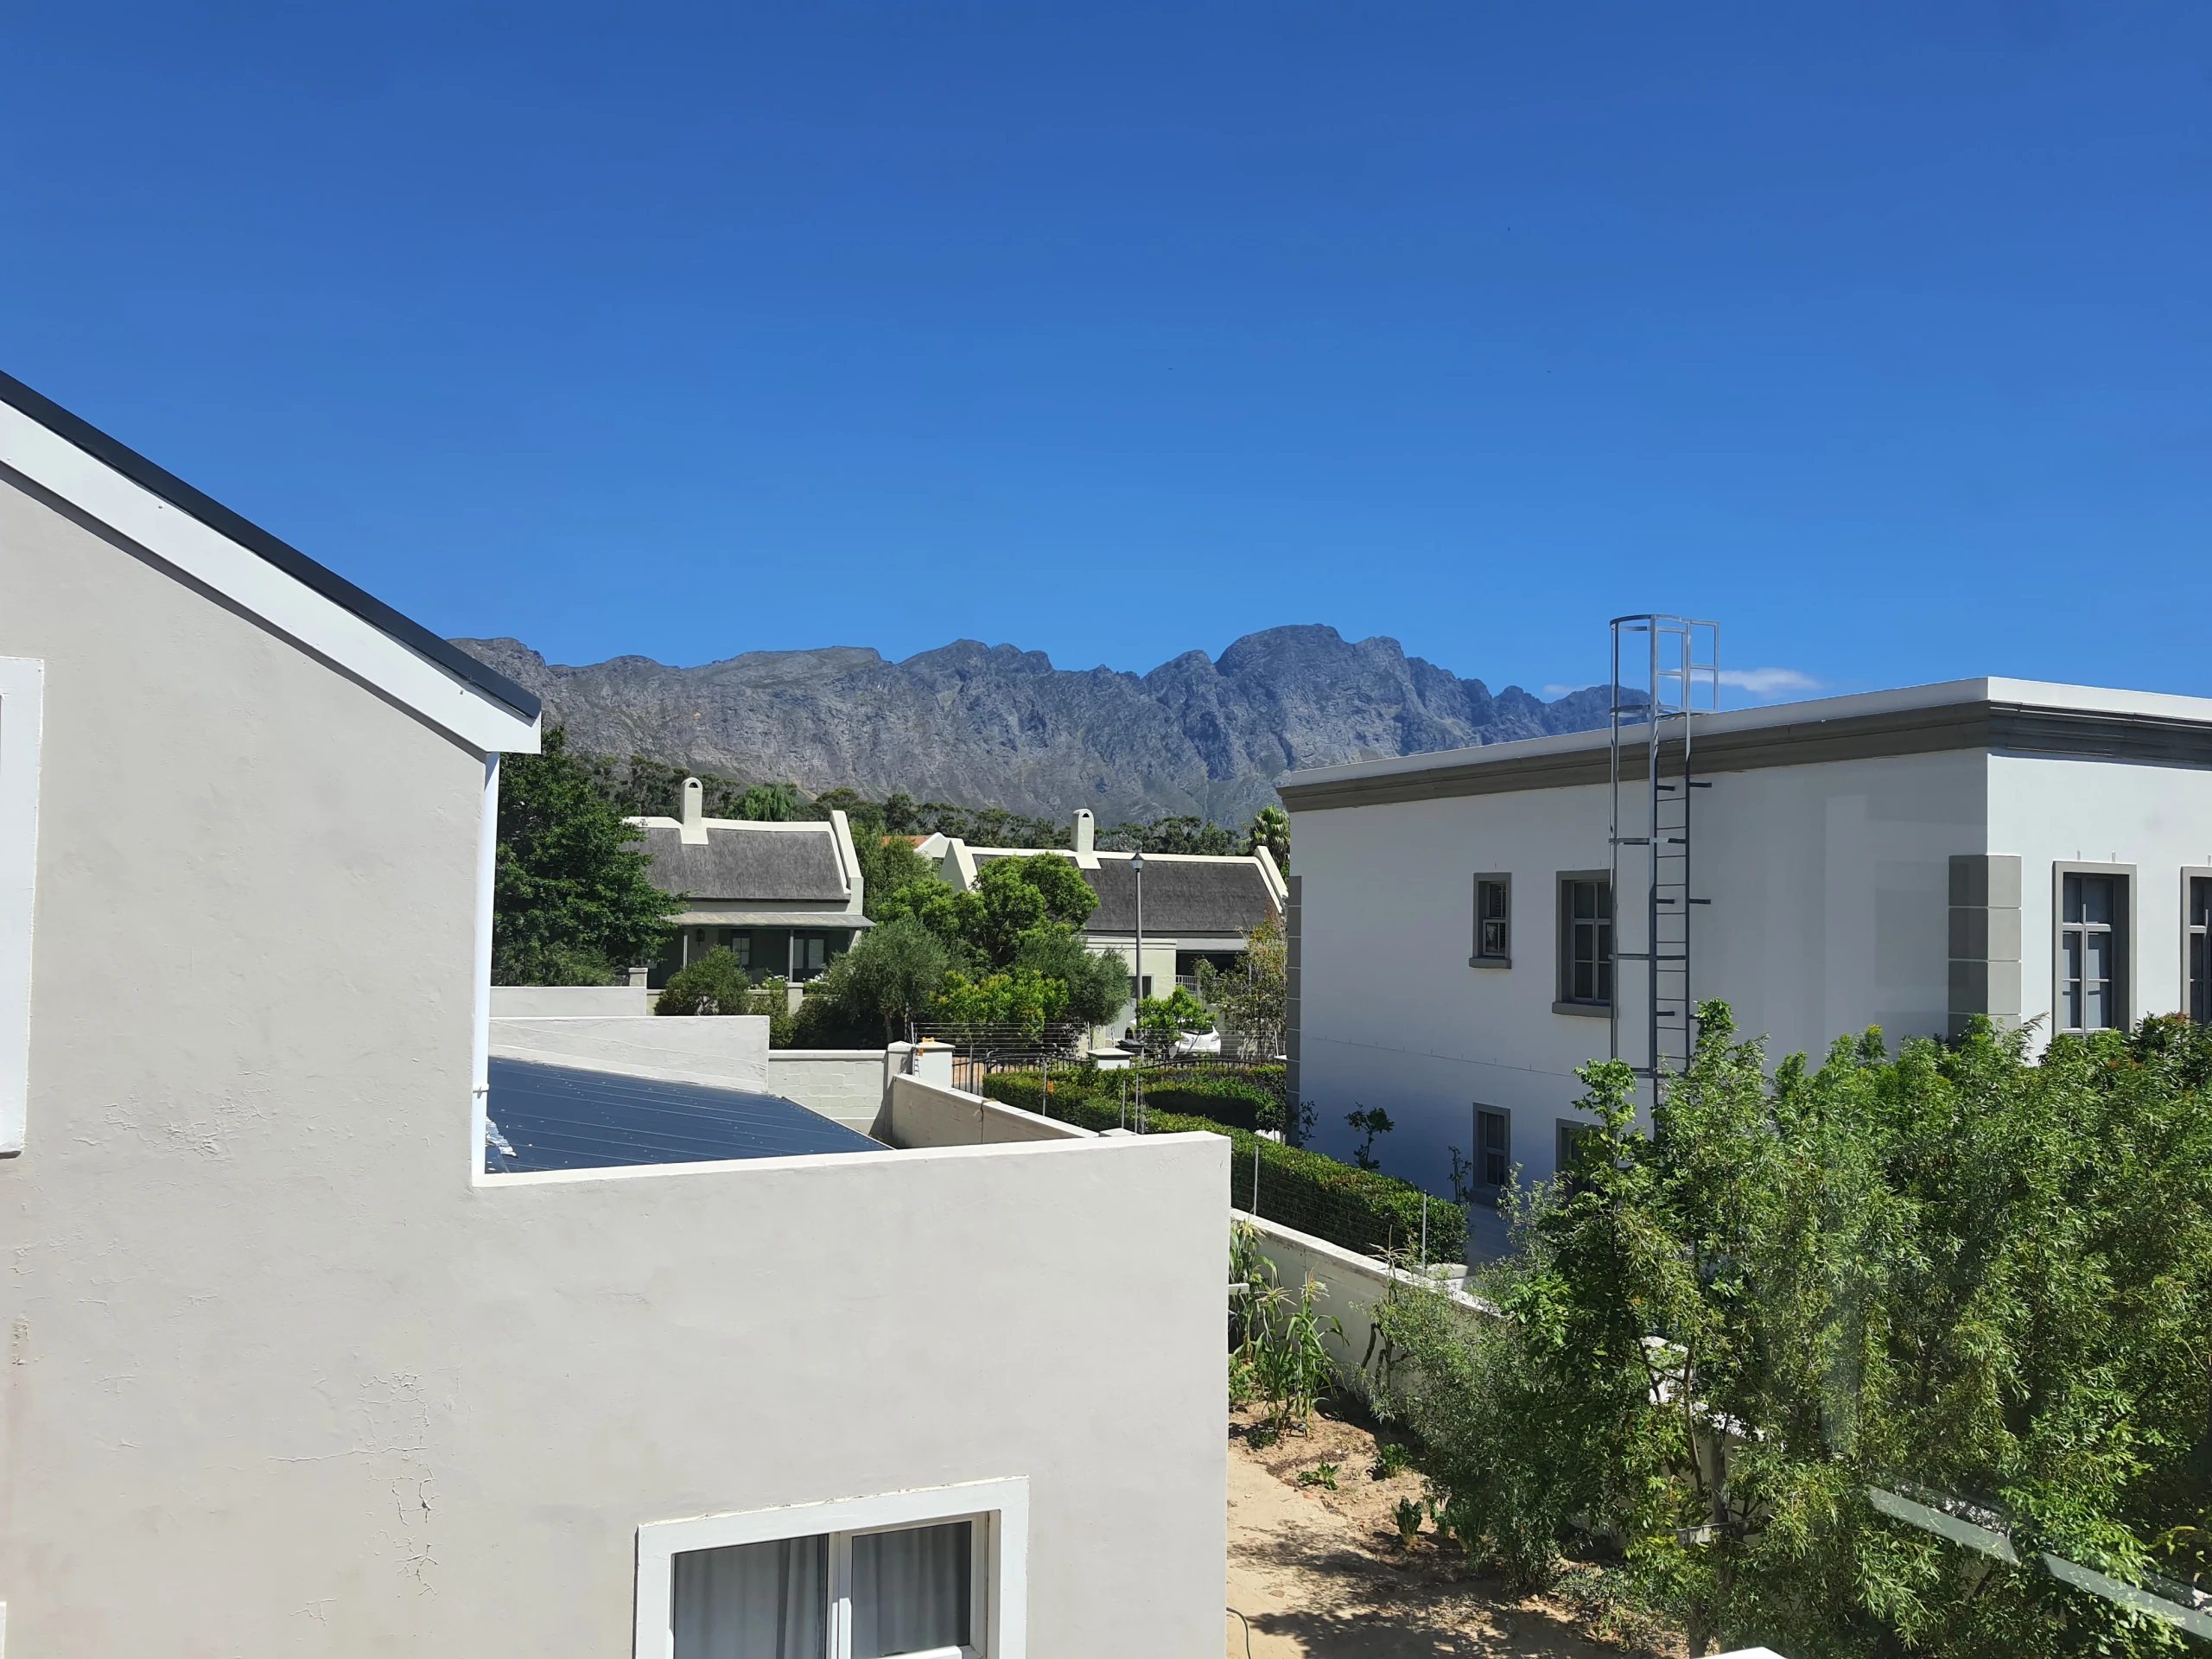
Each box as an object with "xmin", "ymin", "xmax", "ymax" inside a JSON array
[
  {"xmin": 1717, "ymin": 667, "xmax": 1821, "ymax": 697},
  {"xmin": 1542, "ymin": 683, "xmax": 1580, "ymax": 699}
]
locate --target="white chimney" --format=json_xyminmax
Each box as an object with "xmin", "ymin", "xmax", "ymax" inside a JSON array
[
  {"xmin": 681, "ymin": 775, "xmax": 707, "ymax": 845},
  {"xmin": 1071, "ymin": 808, "xmax": 1095, "ymax": 856}
]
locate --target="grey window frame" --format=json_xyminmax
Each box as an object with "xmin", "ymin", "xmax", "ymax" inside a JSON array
[
  {"xmin": 2051, "ymin": 862, "xmax": 2134, "ymax": 1034},
  {"xmin": 1553, "ymin": 870, "xmax": 1613, "ymax": 1016},
  {"xmin": 790, "ymin": 930, "xmax": 830, "ymax": 982},
  {"xmin": 1471, "ymin": 1103, "xmax": 1512, "ymax": 1204},
  {"xmin": 1471, "ymin": 874, "xmax": 1512, "ymax": 968},
  {"xmin": 2184, "ymin": 868, "xmax": 2212, "ymax": 1025}
]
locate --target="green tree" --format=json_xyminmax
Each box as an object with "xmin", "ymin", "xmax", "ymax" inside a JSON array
[
  {"xmin": 1011, "ymin": 923, "xmax": 1127, "ymax": 1027},
  {"xmin": 855, "ymin": 833, "xmax": 936, "ymax": 922},
  {"xmin": 930, "ymin": 968, "xmax": 1070, "ymax": 1042},
  {"xmin": 1243, "ymin": 804, "xmax": 1291, "ymax": 870},
  {"xmin": 972, "ymin": 854, "xmax": 1098, "ymax": 963},
  {"xmin": 737, "ymin": 781, "xmax": 808, "ymax": 821},
  {"xmin": 821, "ymin": 914, "xmax": 952, "ymax": 1039},
  {"xmin": 493, "ymin": 727, "xmax": 678, "ymax": 984},
  {"xmin": 1098, "ymin": 816, "xmax": 1239, "ymax": 855},
  {"xmin": 1198, "ymin": 912, "xmax": 1288, "ymax": 1058},
  {"xmin": 652, "ymin": 946, "xmax": 753, "ymax": 1015},
  {"xmin": 1135, "ymin": 985, "xmax": 1212, "ymax": 1055},
  {"xmin": 1376, "ymin": 1004, "xmax": 2212, "ymax": 1657}
]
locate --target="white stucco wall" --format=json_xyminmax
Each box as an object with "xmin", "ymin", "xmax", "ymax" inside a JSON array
[
  {"xmin": 490, "ymin": 1013, "xmax": 772, "ymax": 1087},
  {"xmin": 878, "ymin": 1075, "xmax": 1097, "ymax": 1148},
  {"xmin": 1292, "ymin": 748, "xmax": 1988, "ymax": 1192},
  {"xmin": 0, "ymin": 468, "xmax": 1229, "ymax": 1656},
  {"xmin": 1236, "ymin": 1211, "xmax": 1496, "ymax": 1392},
  {"xmin": 1990, "ymin": 753, "xmax": 2212, "ymax": 1041},
  {"xmin": 768, "ymin": 1048, "xmax": 896, "ymax": 1130},
  {"xmin": 489, "ymin": 984, "xmax": 653, "ymax": 1018}
]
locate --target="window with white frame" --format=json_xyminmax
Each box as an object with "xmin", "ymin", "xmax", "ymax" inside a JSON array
[{"xmin": 637, "ymin": 1479, "xmax": 1026, "ymax": 1659}]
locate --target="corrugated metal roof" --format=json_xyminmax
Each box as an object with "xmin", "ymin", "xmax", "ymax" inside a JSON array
[{"xmin": 484, "ymin": 1058, "xmax": 881, "ymax": 1173}]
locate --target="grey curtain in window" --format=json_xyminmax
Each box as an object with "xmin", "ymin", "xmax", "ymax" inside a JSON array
[
  {"xmin": 673, "ymin": 1536, "xmax": 829, "ymax": 1659},
  {"xmin": 850, "ymin": 1522, "xmax": 971, "ymax": 1657}
]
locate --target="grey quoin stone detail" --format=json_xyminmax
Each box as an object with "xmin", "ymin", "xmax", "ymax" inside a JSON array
[{"xmin": 1948, "ymin": 853, "xmax": 2024, "ymax": 1038}]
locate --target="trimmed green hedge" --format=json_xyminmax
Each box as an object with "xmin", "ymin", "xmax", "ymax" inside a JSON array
[{"xmin": 977, "ymin": 1071, "xmax": 1465, "ymax": 1262}]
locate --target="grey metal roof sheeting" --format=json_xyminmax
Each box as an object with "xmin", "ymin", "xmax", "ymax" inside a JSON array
[
  {"xmin": 639, "ymin": 823, "xmax": 849, "ymax": 902},
  {"xmin": 484, "ymin": 1058, "xmax": 882, "ymax": 1173},
  {"xmin": 1083, "ymin": 859, "xmax": 1277, "ymax": 936}
]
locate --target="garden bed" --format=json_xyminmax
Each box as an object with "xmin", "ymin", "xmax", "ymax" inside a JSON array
[{"xmin": 1225, "ymin": 1402, "xmax": 1681, "ymax": 1658}]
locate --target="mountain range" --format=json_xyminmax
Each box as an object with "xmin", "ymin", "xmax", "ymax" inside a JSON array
[{"xmin": 455, "ymin": 625, "xmax": 1618, "ymax": 823}]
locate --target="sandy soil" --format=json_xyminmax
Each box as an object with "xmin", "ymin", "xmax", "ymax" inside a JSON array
[{"xmin": 1225, "ymin": 1403, "xmax": 1681, "ymax": 1658}]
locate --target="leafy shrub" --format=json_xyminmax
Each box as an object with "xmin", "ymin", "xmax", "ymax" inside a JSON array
[
  {"xmin": 1370, "ymin": 1440, "xmax": 1413, "ymax": 1480},
  {"xmin": 1138, "ymin": 1075, "xmax": 1280, "ymax": 1131},
  {"xmin": 1230, "ymin": 1222, "xmax": 1342, "ymax": 1438},
  {"xmin": 654, "ymin": 948, "xmax": 753, "ymax": 1015},
  {"xmin": 1297, "ymin": 1462, "xmax": 1339, "ymax": 1491},
  {"xmin": 1393, "ymin": 1497, "xmax": 1425, "ymax": 1548},
  {"xmin": 978, "ymin": 1071, "xmax": 1467, "ymax": 1262}
]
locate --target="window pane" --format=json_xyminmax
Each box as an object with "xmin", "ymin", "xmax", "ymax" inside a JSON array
[
  {"xmin": 851, "ymin": 1522, "xmax": 972, "ymax": 1658},
  {"xmin": 2083, "ymin": 876, "xmax": 2113, "ymax": 926},
  {"xmin": 1573, "ymin": 882, "xmax": 1594, "ymax": 920},
  {"xmin": 2195, "ymin": 876, "xmax": 2212, "ymax": 930},
  {"xmin": 672, "ymin": 1536, "xmax": 828, "ymax": 1659},
  {"xmin": 1480, "ymin": 918, "xmax": 1508, "ymax": 956},
  {"xmin": 1595, "ymin": 882, "xmax": 1611, "ymax": 920},
  {"xmin": 2193, "ymin": 934, "xmax": 2209, "ymax": 1023},
  {"xmin": 2063, "ymin": 872, "xmax": 2082, "ymax": 922},
  {"xmin": 1478, "ymin": 1109, "xmax": 1509, "ymax": 1188}
]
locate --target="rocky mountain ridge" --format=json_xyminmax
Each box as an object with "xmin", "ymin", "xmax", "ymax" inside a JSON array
[{"xmin": 456, "ymin": 624, "xmax": 1618, "ymax": 822}]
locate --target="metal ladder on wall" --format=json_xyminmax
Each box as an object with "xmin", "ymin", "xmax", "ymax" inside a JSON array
[{"xmin": 1609, "ymin": 615, "xmax": 1719, "ymax": 1104}]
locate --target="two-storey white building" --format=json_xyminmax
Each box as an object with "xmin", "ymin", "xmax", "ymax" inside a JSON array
[
  {"xmin": 0, "ymin": 367, "xmax": 1226, "ymax": 1657},
  {"xmin": 1281, "ymin": 677, "xmax": 2212, "ymax": 1208}
]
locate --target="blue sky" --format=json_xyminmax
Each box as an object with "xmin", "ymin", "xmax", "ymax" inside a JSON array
[{"xmin": 4, "ymin": 3, "xmax": 2207, "ymax": 702}]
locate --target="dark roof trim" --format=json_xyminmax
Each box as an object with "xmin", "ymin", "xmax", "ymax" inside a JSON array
[
  {"xmin": 1279, "ymin": 700, "xmax": 2212, "ymax": 811},
  {"xmin": 0, "ymin": 368, "xmax": 541, "ymax": 721}
]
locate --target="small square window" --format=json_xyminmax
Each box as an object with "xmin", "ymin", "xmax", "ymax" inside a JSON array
[{"xmin": 1471, "ymin": 874, "xmax": 1511, "ymax": 966}]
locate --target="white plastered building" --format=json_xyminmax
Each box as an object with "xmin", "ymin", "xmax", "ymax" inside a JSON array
[
  {"xmin": 1281, "ymin": 678, "xmax": 2212, "ymax": 1211},
  {"xmin": 0, "ymin": 368, "xmax": 1226, "ymax": 1656}
]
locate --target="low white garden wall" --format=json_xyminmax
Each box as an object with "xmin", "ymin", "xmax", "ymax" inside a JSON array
[
  {"xmin": 880, "ymin": 1076, "xmax": 1096, "ymax": 1150},
  {"xmin": 768, "ymin": 1050, "xmax": 894, "ymax": 1132},
  {"xmin": 489, "ymin": 1014, "xmax": 771, "ymax": 1090},
  {"xmin": 1234, "ymin": 1209, "xmax": 1497, "ymax": 1393},
  {"xmin": 489, "ymin": 985, "xmax": 653, "ymax": 1018}
]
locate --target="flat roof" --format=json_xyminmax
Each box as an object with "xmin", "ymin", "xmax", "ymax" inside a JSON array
[
  {"xmin": 485, "ymin": 1057, "xmax": 881, "ymax": 1173},
  {"xmin": 1279, "ymin": 678, "xmax": 2212, "ymax": 812}
]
